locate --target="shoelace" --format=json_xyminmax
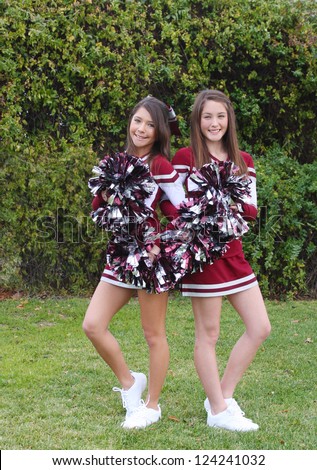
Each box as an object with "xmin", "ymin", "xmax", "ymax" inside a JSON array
[
  {"xmin": 112, "ymin": 387, "xmax": 129, "ymax": 409},
  {"xmin": 228, "ymin": 401, "xmax": 257, "ymax": 424},
  {"xmin": 225, "ymin": 407, "xmax": 257, "ymax": 426},
  {"xmin": 206, "ymin": 399, "xmax": 256, "ymax": 426},
  {"xmin": 122, "ymin": 400, "xmax": 161, "ymax": 427},
  {"xmin": 230, "ymin": 399, "xmax": 245, "ymax": 416},
  {"xmin": 120, "ymin": 401, "xmax": 147, "ymax": 428},
  {"xmin": 205, "ymin": 398, "xmax": 246, "ymax": 417},
  {"xmin": 129, "ymin": 399, "xmax": 147, "ymax": 415}
]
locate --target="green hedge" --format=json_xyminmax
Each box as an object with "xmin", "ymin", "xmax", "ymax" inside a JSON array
[
  {"xmin": 244, "ymin": 147, "xmax": 317, "ymax": 299},
  {"xmin": 1, "ymin": 138, "xmax": 108, "ymax": 293},
  {"xmin": 1, "ymin": 0, "xmax": 316, "ymax": 297}
]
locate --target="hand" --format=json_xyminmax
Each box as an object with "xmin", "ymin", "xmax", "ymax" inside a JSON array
[
  {"xmin": 230, "ymin": 203, "xmax": 243, "ymax": 213},
  {"xmin": 148, "ymin": 246, "xmax": 160, "ymax": 263},
  {"xmin": 101, "ymin": 190, "xmax": 108, "ymax": 202},
  {"xmin": 148, "ymin": 251, "xmax": 157, "ymax": 263}
]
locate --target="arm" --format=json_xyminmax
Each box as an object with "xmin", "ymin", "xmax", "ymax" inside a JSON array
[
  {"xmin": 92, "ymin": 192, "xmax": 106, "ymax": 211},
  {"xmin": 152, "ymin": 155, "xmax": 186, "ymax": 220},
  {"xmin": 160, "ymin": 148, "xmax": 192, "ymax": 221},
  {"xmin": 234, "ymin": 153, "xmax": 258, "ymax": 221},
  {"xmin": 151, "ymin": 156, "xmax": 186, "ymax": 207},
  {"xmin": 160, "ymin": 199, "xmax": 179, "ymax": 221}
]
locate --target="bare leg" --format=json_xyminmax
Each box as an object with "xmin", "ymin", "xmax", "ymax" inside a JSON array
[
  {"xmin": 221, "ymin": 285, "xmax": 271, "ymax": 398},
  {"xmin": 192, "ymin": 296, "xmax": 227, "ymax": 415},
  {"xmin": 138, "ymin": 290, "xmax": 169, "ymax": 410},
  {"xmin": 83, "ymin": 281, "xmax": 134, "ymax": 389}
]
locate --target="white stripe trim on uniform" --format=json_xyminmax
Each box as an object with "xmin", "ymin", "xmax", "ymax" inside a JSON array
[
  {"xmin": 181, "ymin": 280, "xmax": 258, "ymax": 297},
  {"xmin": 174, "ymin": 164, "xmax": 190, "ymax": 172},
  {"xmin": 153, "ymin": 170, "xmax": 178, "ymax": 180},
  {"xmin": 182, "ymin": 273, "xmax": 256, "ymax": 290},
  {"xmin": 248, "ymin": 166, "xmax": 256, "ymax": 175},
  {"xmin": 101, "ymin": 269, "xmax": 141, "ymax": 289}
]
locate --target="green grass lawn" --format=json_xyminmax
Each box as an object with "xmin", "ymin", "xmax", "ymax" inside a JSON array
[{"xmin": 1, "ymin": 294, "xmax": 316, "ymax": 450}]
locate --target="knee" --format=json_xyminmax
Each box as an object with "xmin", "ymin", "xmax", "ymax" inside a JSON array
[
  {"xmin": 195, "ymin": 328, "xmax": 220, "ymax": 350},
  {"xmin": 143, "ymin": 327, "xmax": 167, "ymax": 349},
  {"xmin": 262, "ymin": 321, "xmax": 272, "ymax": 341},
  {"xmin": 250, "ymin": 320, "xmax": 271, "ymax": 344},
  {"xmin": 209, "ymin": 330, "xmax": 220, "ymax": 347},
  {"xmin": 82, "ymin": 315, "xmax": 98, "ymax": 340}
]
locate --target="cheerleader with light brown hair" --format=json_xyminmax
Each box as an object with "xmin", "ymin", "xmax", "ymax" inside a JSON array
[{"xmin": 162, "ymin": 90, "xmax": 271, "ymax": 431}]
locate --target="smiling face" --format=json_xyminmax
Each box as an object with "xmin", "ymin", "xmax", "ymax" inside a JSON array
[
  {"xmin": 129, "ymin": 106, "xmax": 156, "ymax": 157},
  {"xmin": 200, "ymin": 100, "xmax": 228, "ymax": 148}
]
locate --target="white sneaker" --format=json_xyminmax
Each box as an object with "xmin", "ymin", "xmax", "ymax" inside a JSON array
[
  {"xmin": 113, "ymin": 371, "xmax": 147, "ymax": 416},
  {"xmin": 204, "ymin": 397, "xmax": 245, "ymax": 416},
  {"xmin": 207, "ymin": 407, "xmax": 259, "ymax": 432},
  {"xmin": 121, "ymin": 402, "xmax": 161, "ymax": 429}
]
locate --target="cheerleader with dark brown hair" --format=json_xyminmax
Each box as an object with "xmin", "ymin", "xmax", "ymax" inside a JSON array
[{"xmin": 83, "ymin": 97, "xmax": 185, "ymax": 429}]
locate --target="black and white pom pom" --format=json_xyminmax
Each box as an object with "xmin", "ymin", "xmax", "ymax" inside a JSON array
[
  {"xmin": 161, "ymin": 160, "xmax": 251, "ymax": 276},
  {"xmin": 88, "ymin": 152, "xmax": 156, "ymax": 233},
  {"xmin": 107, "ymin": 224, "xmax": 176, "ymax": 294}
]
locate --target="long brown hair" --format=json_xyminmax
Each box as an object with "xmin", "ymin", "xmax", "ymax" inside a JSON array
[
  {"xmin": 126, "ymin": 96, "xmax": 171, "ymax": 164},
  {"xmin": 190, "ymin": 90, "xmax": 247, "ymax": 174}
]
